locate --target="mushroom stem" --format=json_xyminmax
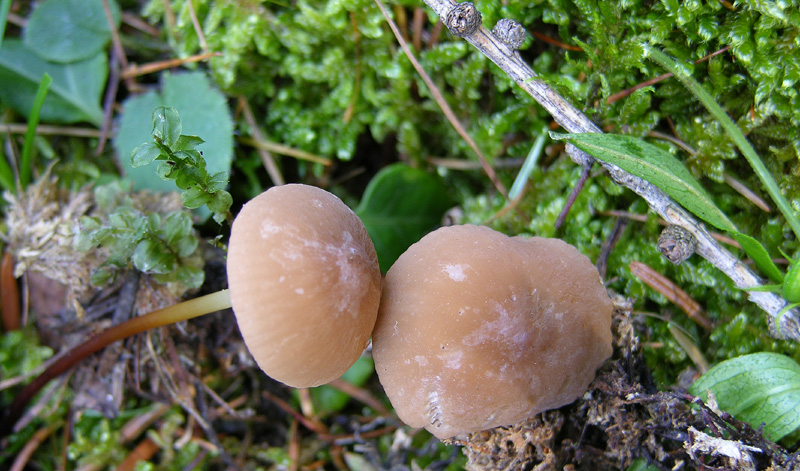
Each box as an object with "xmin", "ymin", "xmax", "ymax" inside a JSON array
[{"xmin": 0, "ymin": 289, "xmax": 231, "ymax": 438}]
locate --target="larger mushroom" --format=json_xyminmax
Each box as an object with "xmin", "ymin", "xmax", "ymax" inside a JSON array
[
  {"xmin": 227, "ymin": 184, "xmax": 382, "ymax": 387},
  {"xmin": 372, "ymin": 224, "xmax": 613, "ymax": 439}
]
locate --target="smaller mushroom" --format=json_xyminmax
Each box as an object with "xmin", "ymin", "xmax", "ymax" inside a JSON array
[
  {"xmin": 372, "ymin": 225, "xmax": 613, "ymax": 439},
  {"xmin": 227, "ymin": 184, "xmax": 382, "ymax": 387}
]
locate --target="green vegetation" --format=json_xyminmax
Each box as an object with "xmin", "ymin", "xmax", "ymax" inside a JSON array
[{"xmin": 0, "ymin": 0, "xmax": 798, "ymax": 468}]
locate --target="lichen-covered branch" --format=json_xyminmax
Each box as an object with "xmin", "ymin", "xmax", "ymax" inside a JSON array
[{"xmin": 419, "ymin": 0, "xmax": 800, "ymax": 342}]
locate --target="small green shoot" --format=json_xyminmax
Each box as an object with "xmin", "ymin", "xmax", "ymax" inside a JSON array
[
  {"xmin": 509, "ymin": 129, "xmax": 547, "ymax": 201},
  {"xmin": 74, "ymin": 182, "xmax": 205, "ymax": 289},
  {"xmin": 643, "ymin": 45, "xmax": 800, "ymax": 241},
  {"xmin": 20, "ymin": 73, "xmax": 52, "ymax": 188},
  {"xmin": 131, "ymin": 106, "xmax": 232, "ymax": 225},
  {"xmin": 690, "ymin": 352, "xmax": 800, "ymax": 442}
]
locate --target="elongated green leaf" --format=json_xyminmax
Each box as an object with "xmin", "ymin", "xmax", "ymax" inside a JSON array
[
  {"xmin": 0, "ymin": 40, "xmax": 105, "ymax": 125},
  {"xmin": 20, "ymin": 73, "xmax": 52, "ymax": 188},
  {"xmin": 552, "ymin": 132, "xmax": 737, "ymax": 233},
  {"xmin": 731, "ymin": 232, "xmax": 784, "ymax": 283},
  {"xmin": 23, "ymin": 0, "xmax": 120, "ymax": 64},
  {"xmin": 355, "ymin": 164, "xmax": 453, "ymax": 272},
  {"xmin": 689, "ymin": 352, "xmax": 800, "ymax": 441}
]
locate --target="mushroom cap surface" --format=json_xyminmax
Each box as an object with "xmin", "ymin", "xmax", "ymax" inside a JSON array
[
  {"xmin": 372, "ymin": 225, "xmax": 613, "ymax": 439},
  {"xmin": 227, "ymin": 184, "xmax": 381, "ymax": 388}
]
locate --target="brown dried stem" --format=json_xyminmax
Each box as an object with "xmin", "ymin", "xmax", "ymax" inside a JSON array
[{"xmin": 0, "ymin": 289, "xmax": 231, "ymax": 437}]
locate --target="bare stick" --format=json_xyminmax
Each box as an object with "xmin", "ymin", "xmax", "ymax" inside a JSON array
[{"xmin": 419, "ymin": 0, "xmax": 799, "ymax": 341}]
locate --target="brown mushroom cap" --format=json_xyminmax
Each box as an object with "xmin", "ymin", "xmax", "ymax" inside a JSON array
[
  {"xmin": 227, "ymin": 184, "xmax": 382, "ymax": 388},
  {"xmin": 372, "ymin": 225, "xmax": 613, "ymax": 439}
]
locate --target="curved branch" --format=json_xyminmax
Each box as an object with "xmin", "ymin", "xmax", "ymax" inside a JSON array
[{"xmin": 420, "ymin": 0, "xmax": 800, "ymax": 341}]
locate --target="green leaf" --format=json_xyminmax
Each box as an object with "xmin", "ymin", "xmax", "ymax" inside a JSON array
[
  {"xmin": 181, "ymin": 186, "xmax": 211, "ymax": 209},
  {"xmin": 89, "ymin": 265, "xmax": 117, "ymax": 286},
  {"xmin": 132, "ymin": 239, "xmax": 175, "ymax": 275},
  {"xmin": 151, "ymin": 106, "xmax": 182, "ymax": 148},
  {"xmin": 173, "ymin": 265, "xmax": 204, "ymax": 289},
  {"xmin": 731, "ymin": 232, "xmax": 784, "ymax": 283},
  {"xmin": 174, "ymin": 134, "xmax": 204, "ymax": 151},
  {"xmin": 355, "ymin": 164, "xmax": 453, "ymax": 272},
  {"xmin": 0, "ymin": 40, "xmax": 105, "ymax": 125},
  {"xmin": 131, "ymin": 142, "xmax": 164, "ymax": 168},
  {"xmin": 689, "ymin": 352, "xmax": 800, "ymax": 441},
  {"xmin": 551, "ymin": 132, "xmax": 737, "ymax": 233},
  {"xmin": 23, "ymin": 0, "xmax": 120, "ymax": 64},
  {"xmin": 163, "ymin": 212, "xmax": 193, "ymax": 246},
  {"xmin": 114, "ymin": 72, "xmax": 233, "ymax": 192}
]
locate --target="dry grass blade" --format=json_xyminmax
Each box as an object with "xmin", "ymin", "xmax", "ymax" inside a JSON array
[
  {"xmin": 373, "ymin": 0, "xmax": 510, "ymax": 200},
  {"xmin": 121, "ymin": 52, "xmax": 221, "ymax": 80},
  {"xmin": 724, "ymin": 173, "xmax": 771, "ymax": 213},
  {"xmin": 239, "ymin": 97, "xmax": 285, "ymax": 186},
  {"xmin": 328, "ymin": 378, "xmax": 392, "ymax": 416},
  {"xmin": 668, "ymin": 324, "xmax": 710, "ymax": 373},
  {"xmin": 629, "ymin": 260, "xmax": 713, "ymax": 330},
  {"xmin": 9, "ymin": 420, "xmax": 63, "ymax": 471}
]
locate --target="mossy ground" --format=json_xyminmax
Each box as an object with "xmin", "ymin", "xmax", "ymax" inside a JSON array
[{"xmin": 1, "ymin": 0, "xmax": 799, "ymax": 469}]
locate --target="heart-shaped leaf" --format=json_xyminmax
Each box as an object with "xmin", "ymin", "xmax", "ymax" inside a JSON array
[
  {"xmin": 689, "ymin": 352, "xmax": 800, "ymax": 441},
  {"xmin": 0, "ymin": 39, "xmax": 105, "ymax": 125},
  {"xmin": 356, "ymin": 164, "xmax": 452, "ymax": 272},
  {"xmin": 23, "ymin": 0, "xmax": 120, "ymax": 64}
]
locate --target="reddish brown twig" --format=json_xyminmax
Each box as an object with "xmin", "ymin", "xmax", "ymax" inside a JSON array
[{"xmin": 630, "ymin": 261, "xmax": 713, "ymax": 330}]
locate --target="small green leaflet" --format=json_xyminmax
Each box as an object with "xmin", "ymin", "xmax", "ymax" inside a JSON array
[
  {"xmin": 551, "ymin": 132, "xmax": 736, "ymax": 232},
  {"xmin": 690, "ymin": 352, "xmax": 800, "ymax": 441}
]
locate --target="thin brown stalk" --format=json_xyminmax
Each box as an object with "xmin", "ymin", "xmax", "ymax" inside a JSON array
[
  {"xmin": 373, "ymin": 0, "xmax": 510, "ymax": 200},
  {"xmin": 114, "ymin": 438, "xmax": 160, "ymax": 471},
  {"xmin": 9, "ymin": 420, "xmax": 63, "ymax": 471},
  {"xmin": 554, "ymin": 163, "xmax": 593, "ymax": 230},
  {"xmin": 531, "ymin": 31, "xmax": 582, "ymax": 51},
  {"xmin": 629, "ymin": 260, "xmax": 713, "ymax": 330},
  {"xmin": 121, "ymin": 52, "xmax": 221, "ymax": 80},
  {"xmin": 607, "ymin": 46, "xmax": 731, "ymax": 104},
  {"xmin": 239, "ymin": 97, "xmax": 285, "ymax": 185},
  {"xmin": 0, "ymin": 123, "xmax": 102, "ymax": 138},
  {"xmin": 412, "ymin": 8, "xmax": 426, "ymax": 51},
  {"xmin": 1, "ymin": 252, "xmax": 20, "ymax": 331},
  {"xmin": 724, "ymin": 173, "xmax": 771, "ymax": 213},
  {"xmin": 186, "ymin": 0, "xmax": 209, "ymax": 53},
  {"xmin": 237, "ymin": 136, "xmax": 331, "ymax": 166},
  {"xmin": 328, "ymin": 378, "xmax": 392, "ymax": 416},
  {"xmin": 343, "ymin": 12, "xmax": 363, "ymax": 124},
  {"xmin": 668, "ymin": 324, "xmax": 710, "ymax": 373}
]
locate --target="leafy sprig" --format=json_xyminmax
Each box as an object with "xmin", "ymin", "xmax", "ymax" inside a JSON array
[
  {"xmin": 74, "ymin": 182, "xmax": 204, "ymax": 289},
  {"xmin": 131, "ymin": 107, "xmax": 232, "ymax": 224}
]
